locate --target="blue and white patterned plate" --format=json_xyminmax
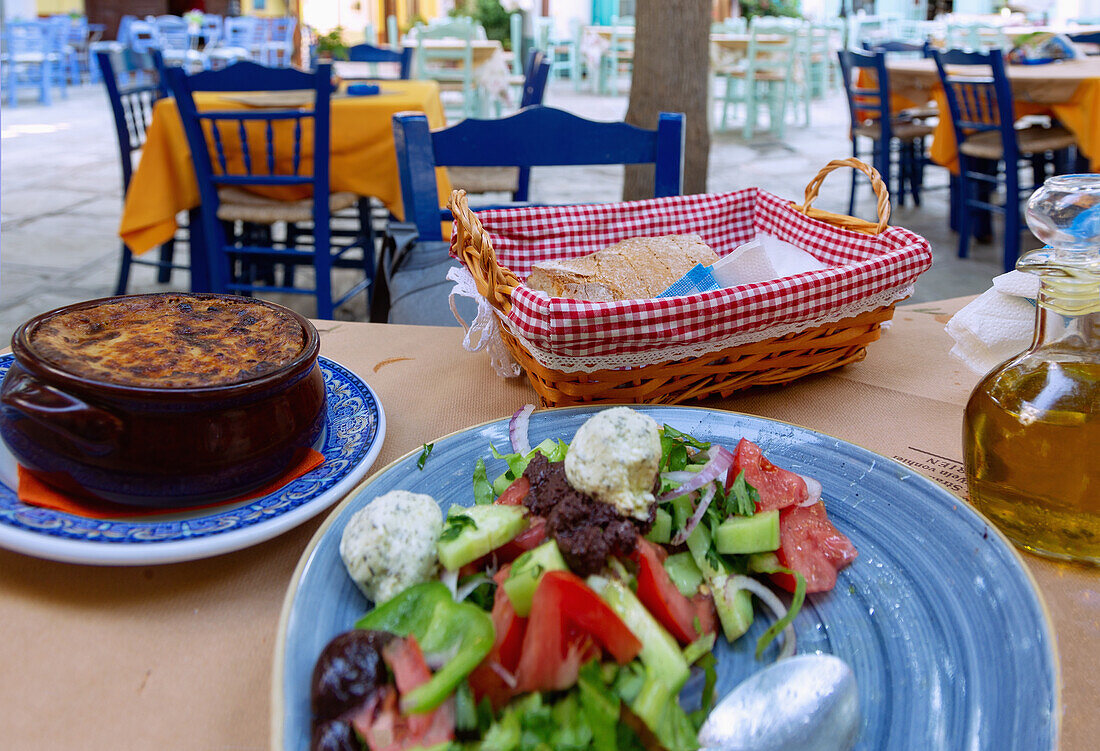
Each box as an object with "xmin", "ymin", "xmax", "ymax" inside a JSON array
[
  {"xmin": 0, "ymin": 354, "xmax": 385, "ymax": 565},
  {"xmin": 272, "ymin": 406, "xmax": 1058, "ymax": 751}
]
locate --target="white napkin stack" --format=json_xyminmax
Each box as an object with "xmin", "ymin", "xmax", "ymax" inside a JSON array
[
  {"xmin": 711, "ymin": 234, "xmax": 830, "ymax": 287},
  {"xmin": 945, "ymin": 271, "xmax": 1041, "ymax": 374}
]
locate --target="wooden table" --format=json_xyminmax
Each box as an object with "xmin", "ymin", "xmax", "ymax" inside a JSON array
[
  {"xmin": 885, "ymin": 57, "xmax": 1100, "ymax": 172},
  {"xmin": 1, "ymin": 298, "xmax": 1095, "ymax": 750}
]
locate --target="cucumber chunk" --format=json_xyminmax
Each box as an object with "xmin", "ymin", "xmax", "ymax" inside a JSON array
[
  {"xmin": 645, "ymin": 507, "xmax": 672, "ymax": 545},
  {"xmin": 502, "ymin": 539, "xmax": 568, "ymax": 616},
  {"xmin": 437, "ymin": 504, "xmax": 528, "ymax": 571},
  {"xmin": 715, "ymin": 509, "xmax": 780, "ymax": 554},
  {"xmin": 663, "ymin": 551, "xmax": 703, "ymax": 597},
  {"xmin": 711, "ymin": 574, "xmax": 755, "ymax": 642},
  {"xmin": 587, "ymin": 575, "xmax": 690, "ymax": 693}
]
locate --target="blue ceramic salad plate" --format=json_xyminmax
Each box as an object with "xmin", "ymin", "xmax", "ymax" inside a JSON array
[
  {"xmin": 0, "ymin": 354, "xmax": 385, "ymax": 565},
  {"xmin": 272, "ymin": 405, "xmax": 1059, "ymax": 750}
]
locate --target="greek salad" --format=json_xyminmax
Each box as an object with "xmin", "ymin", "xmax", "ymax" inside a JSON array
[{"xmin": 310, "ymin": 407, "xmax": 857, "ymax": 751}]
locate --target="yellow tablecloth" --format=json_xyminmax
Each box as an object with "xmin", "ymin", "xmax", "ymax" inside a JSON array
[
  {"xmin": 119, "ymin": 79, "xmax": 450, "ymax": 255},
  {"xmin": 884, "ymin": 58, "xmax": 1100, "ymax": 173}
]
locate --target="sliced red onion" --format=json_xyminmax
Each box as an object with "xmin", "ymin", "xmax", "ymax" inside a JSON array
[
  {"xmin": 797, "ymin": 474, "xmax": 823, "ymax": 507},
  {"xmin": 656, "ymin": 445, "xmax": 734, "ymax": 502},
  {"xmin": 509, "ymin": 404, "xmax": 535, "ymax": 455},
  {"xmin": 489, "ymin": 661, "xmax": 517, "ymax": 689},
  {"xmin": 727, "ymin": 575, "xmax": 796, "ymax": 661},
  {"xmin": 423, "ymin": 642, "xmax": 461, "ymax": 670},
  {"xmin": 670, "ymin": 484, "xmax": 717, "ymax": 546}
]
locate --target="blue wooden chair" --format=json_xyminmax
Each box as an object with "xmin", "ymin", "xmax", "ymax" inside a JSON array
[
  {"xmin": 1068, "ymin": 30, "xmax": 1100, "ymax": 50},
  {"xmin": 837, "ymin": 48, "xmax": 933, "ymax": 213},
  {"xmin": 932, "ymin": 48, "xmax": 1076, "ymax": 270},
  {"xmin": 3, "ymin": 20, "xmax": 66, "ymax": 106},
  {"xmin": 97, "ymin": 49, "xmax": 189, "ymax": 294},
  {"xmin": 346, "ymin": 42, "xmax": 413, "ymax": 79},
  {"xmin": 166, "ymin": 61, "xmax": 375, "ymax": 318},
  {"xmin": 375, "ymin": 106, "xmax": 684, "ymax": 324}
]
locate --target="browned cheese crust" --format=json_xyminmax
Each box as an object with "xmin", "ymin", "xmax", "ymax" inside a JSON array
[{"xmin": 29, "ymin": 295, "xmax": 305, "ymax": 388}]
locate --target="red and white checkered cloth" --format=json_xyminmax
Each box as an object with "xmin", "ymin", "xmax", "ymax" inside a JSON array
[{"xmin": 455, "ymin": 189, "xmax": 932, "ymax": 362}]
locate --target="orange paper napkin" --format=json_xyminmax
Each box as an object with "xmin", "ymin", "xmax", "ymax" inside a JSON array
[{"xmin": 17, "ymin": 448, "xmax": 325, "ymax": 519}]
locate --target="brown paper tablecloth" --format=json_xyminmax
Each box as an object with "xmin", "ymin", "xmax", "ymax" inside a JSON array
[{"xmin": 0, "ymin": 298, "xmax": 1095, "ymax": 750}]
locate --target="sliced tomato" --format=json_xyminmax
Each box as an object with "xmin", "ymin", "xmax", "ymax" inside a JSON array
[
  {"xmin": 773, "ymin": 501, "xmax": 857, "ymax": 594},
  {"xmin": 726, "ymin": 438, "xmax": 808, "ymax": 512},
  {"xmin": 468, "ymin": 565, "xmax": 528, "ymax": 709},
  {"xmin": 495, "ymin": 476, "xmax": 530, "ymax": 506},
  {"xmin": 514, "ymin": 570, "xmax": 642, "ymax": 693},
  {"xmin": 630, "ymin": 538, "xmax": 712, "ymax": 644},
  {"xmin": 690, "ymin": 592, "xmax": 719, "ymax": 640},
  {"xmin": 353, "ymin": 636, "xmax": 454, "ymax": 751}
]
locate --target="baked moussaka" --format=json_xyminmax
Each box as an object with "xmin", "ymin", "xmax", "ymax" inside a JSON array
[{"xmin": 28, "ymin": 294, "xmax": 306, "ymax": 389}]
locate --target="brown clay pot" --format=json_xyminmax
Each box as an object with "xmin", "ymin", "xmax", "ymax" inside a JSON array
[{"xmin": 0, "ymin": 294, "xmax": 326, "ymax": 508}]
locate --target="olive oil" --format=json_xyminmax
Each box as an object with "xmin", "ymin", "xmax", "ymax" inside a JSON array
[{"xmin": 964, "ymin": 359, "xmax": 1100, "ymax": 562}]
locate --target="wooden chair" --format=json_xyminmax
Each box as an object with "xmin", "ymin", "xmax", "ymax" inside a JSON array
[
  {"xmin": 716, "ymin": 18, "xmax": 797, "ymax": 138},
  {"xmin": 3, "ymin": 21, "xmax": 64, "ymax": 106},
  {"xmin": 262, "ymin": 17, "xmax": 297, "ymax": 68},
  {"xmin": 932, "ymin": 48, "xmax": 1076, "ymax": 270},
  {"xmin": 346, "ymin": 42, "xmax": 413, "ymax": 80},
  {"xmin": 837, "ymin": 48, "xmax": 934, "ymax": 212},
  {"xmin": 598, "ymin": 15, "xmax": 633, "ymax": 95},
  {"xmin": 448, "ymin": 50, "xmax": 551, "ymax": 199},
  {"xmin": 377, "ymin": 106, "xmax": 685, "ymax": 324},
  {"xmin": 167, "ymin": 61, "xmax": 375, "ymax": 318},
  {"xmin": 96, "ymin": 49, "xmax": 189, "ymax": 294},
  {"xmin": 411, "ymin": 18, "xmax": 483, "ymax": 121}
]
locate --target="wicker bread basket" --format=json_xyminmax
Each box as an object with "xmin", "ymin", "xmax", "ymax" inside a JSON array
[{"xmin": 450, "ymin": 159, "xmax": 913, "ymax": 407}]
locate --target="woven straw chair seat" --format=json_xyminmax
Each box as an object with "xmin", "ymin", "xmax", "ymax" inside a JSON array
[
  {"xmin": 958, "ymin": 124, "xmax": 1076, "ymax": 160},
  {"xmin": 216, "ymin": 187, "xmax": 358, "ymax": 223},
  {"xmin": 854, "ymin": 119, "xmax": 935, "ymax": 140},
  {"xmin": 723, "ymin": 68, "xmax": 786, "ymax": 82},
  {"xmin": 448, "ymin": 166, "xmax": 520, "ymax": 194}
]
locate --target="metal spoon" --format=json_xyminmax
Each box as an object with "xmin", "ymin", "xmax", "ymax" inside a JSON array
[{"xmin": 697, "ymin": 654, "xmax": 860, "ymax": 751}]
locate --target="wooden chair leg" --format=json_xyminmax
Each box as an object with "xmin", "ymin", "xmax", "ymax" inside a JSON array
[
  {"xmin": 1004, "ymin": 160, "xmax": 1022, "ymax": 273},
  {"xmin": 116, "ymin": 245, "xmax": 133, "ymax": 295},
  {"xmin": 156, "ymin": 240, "xmax": 175, "ymax": 283},
  {"xmin": 956, "ymin": 168, "xmax": 973, "ymax": 259}
]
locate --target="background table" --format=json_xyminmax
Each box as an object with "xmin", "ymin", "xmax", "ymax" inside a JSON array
[
  {"xmin": 1, "ymin": 298, "xmax": 1095, "ymax": 750},
  {"xmin": 118, "ymin": 79, "xmax": 449, "ymax": 256},
  {"xmin": 885, "ymin": 57, "xmax": 1100, "ymax": 172}
]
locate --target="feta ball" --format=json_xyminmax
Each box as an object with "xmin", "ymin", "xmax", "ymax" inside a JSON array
[
  {"xmin": 565, "ymin": 407, "xmax": 661, "ymax": 521},
  {"xmin": 339, "ymin": 490, "xmax": 443, "ymax": 604}
]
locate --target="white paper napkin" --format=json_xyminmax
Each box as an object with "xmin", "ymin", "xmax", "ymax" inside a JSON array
[
  {"xmin": 711, "ymin": 234, "xmax": 829, "ymax": 287},
  {"xmin": 945, "ymin": 271, "xmax": 1041, "ymax": 374}
]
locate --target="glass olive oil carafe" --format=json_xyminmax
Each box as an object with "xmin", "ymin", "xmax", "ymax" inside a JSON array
[{"xmin": 963, "ymin": 175, "xmax": 1100, "ymax": 564}]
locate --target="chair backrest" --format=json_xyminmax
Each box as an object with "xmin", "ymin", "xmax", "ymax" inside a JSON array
[
  {"xmin": 412, "ymin": 19, "xmax": 477, "ymax": 81},
  {"xmin": 223, "ymin": 17, "xmax": 258, "ymax": 48},
  {"xmin": 519, "ymin": 49, "xmax": 550, "ymax": 109},
  {"xmin": 116, "ymin": 14, "xmax": 136, "ymax": 45},
  {"xmin": 269, "ymin": 16, "xmax": 296, "ymax": 44},
  {"xmin": 836, "ymin": 48, "xmax": 891, "ymax": 135},
  {"xmin": 510, "ymin": 11, "xmax": 524, "ymax": 76},
  {"xmin": 4, "ymin": 20, "xmax": 50, "ymax": 56},
  {"xmin": 931, "ymin": 48, "xmax": 1015, "ymax": 159},
  {"xmin": 347, "ymin": 42, "xmax": 414, "ymax": 79},
  {"xmin": 746, "ymin": 17, "xmax": 797, "ymax": 77},
  {"xmin": 95, "ymin": 49, "xmax": 165, "ymax": 189},
  {"xmin": 387, "ymin": 15, "xmax": 399, "ymax": 46},
  {"xmin": 154, "ymin": 15, "xmax": 190, "ymax": 52},
  {"xmin": 128, "ymin": 20, "xmax": 160, "ymax": 53},
  {"xmin": 712, "ymin": 17, "xmax": 747, "ymax": 33},
  {"xmin": 166, "ymin": 61, "xmax": 333, "ymax": 289},
  {"xmin": 201, "ymin": 15, "xmax": 223, "ymax": 46},
  {"xmin": 393, "ymin": 106, "xmax": 685, "ymax": 241}
]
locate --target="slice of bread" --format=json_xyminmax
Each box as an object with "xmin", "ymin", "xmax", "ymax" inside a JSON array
[{"xmin": 525, "ymin": 234, "xmax": 719, "ymax": 301}]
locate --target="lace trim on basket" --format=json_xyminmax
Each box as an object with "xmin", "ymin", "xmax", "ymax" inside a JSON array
[{"xmin": 449, "ymin": 266, "xmax": 911, "ymax": 376}]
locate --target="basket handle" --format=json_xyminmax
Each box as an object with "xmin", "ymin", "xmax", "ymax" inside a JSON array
[
  {"xmin": 795, "ymin": 158, "xmax": 891, "ymax": 235},
  {"xmin": 449, "ymin": 189, "xmax": 522, "ymax": 314}
]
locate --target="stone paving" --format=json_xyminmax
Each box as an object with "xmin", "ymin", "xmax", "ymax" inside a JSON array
[{"xmin": 0, "ymin": 77, "xmax": 1023, "ymax": 344}]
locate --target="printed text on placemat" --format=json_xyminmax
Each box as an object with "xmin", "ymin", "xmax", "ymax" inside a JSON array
[{"xmin": 893, "ymin": 447, "xmax": 968, "ymax": 498}]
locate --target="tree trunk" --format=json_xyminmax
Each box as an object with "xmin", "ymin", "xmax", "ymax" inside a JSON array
[{"xmin": 623, "ymin": 0, "xmax": 711, "ymax": 200}]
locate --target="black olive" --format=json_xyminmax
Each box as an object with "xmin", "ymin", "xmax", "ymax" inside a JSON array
[
  {"xmin": 311, "ymin": 630, "xmax": 394, "ymax": 723},
  {"xmin": 311, "ymin": 719, "xmax": 362, "ymax": 751}
]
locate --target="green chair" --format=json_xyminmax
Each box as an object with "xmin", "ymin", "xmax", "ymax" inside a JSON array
[
  {"xmin": 715, "ymin": 18, "xmax": 797, "ymax": 139},
  {"xmin": 598, "ymin": 15, "xmax": 633, "ymax": 95},
  {"xmin": 386, "ymin": 14, "xmax": 399, "ymax": 46},
  {"xmin": 411, "ymin": 18, "xmax": 483, "ymax": 121}
]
